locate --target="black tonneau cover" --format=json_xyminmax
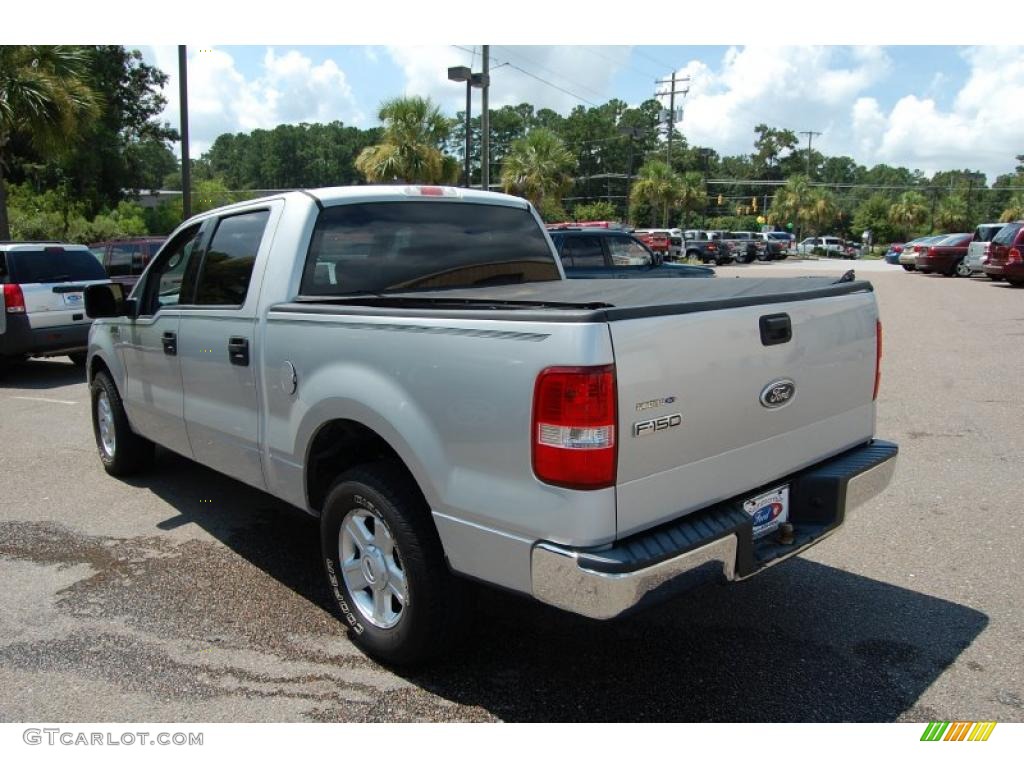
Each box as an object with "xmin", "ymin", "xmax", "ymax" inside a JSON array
[{"xmin": 276, "ymin": 276, "xmax": 873, "ymax": 323}]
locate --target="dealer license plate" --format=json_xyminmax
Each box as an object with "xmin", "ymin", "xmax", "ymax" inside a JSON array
[{"xmin": 743, "ymin": 484, "xmax": 789, "ymax": 539}]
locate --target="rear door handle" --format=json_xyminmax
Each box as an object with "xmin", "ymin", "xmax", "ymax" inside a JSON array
[
  {"xmin": 162, "ymin": 331, "xmax": 177, "ymax": 356},
  {"xmin": 228, "ymin": 336, "xmax": 249, "ymax": 366}
]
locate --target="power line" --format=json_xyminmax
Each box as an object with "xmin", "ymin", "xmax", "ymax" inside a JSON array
[
  {"xmin": 450, "ymin": 45, "xmax": 598, "ymax": 107},
  {"xmin": 582, "ymin": 46, "xmax": 661, "ymax": 80},
  {"xmin": 633, "ymin": 47, "xmax": 677, "ymax": 74},
  {"xmin": 492, "ymin": 45, "xmax": 607, "ymax": 102}
]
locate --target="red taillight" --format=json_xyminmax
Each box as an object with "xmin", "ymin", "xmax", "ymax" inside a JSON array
[
  {"xmin": 873, "ymin": 320, "xmax": 883, "ymax": 401},
  {"xmin": 707, "ymin": 243, "xmax": 717, "ymax": 251},
  {"xmin": 1009, "ymin": 247, "xmax": 1022, "ymax": 265},
  {"xmin": 532, "ymin": 365, "xmax": 617, "ymax": 490},
  {"xmin": 3, "ymin": 283, "xmax": 26, "ymax": 313},
  {"xmin": 419, "ymin": 186, "xmax": 444, "ymax": 196}
]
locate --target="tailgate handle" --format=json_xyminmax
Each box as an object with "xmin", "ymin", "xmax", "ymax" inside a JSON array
[
  {"xmin": 228, "ymin": 336, "xmax": 249, "ymax": 367},
  {"xmin": 161, "ymin": 331, "xmax": 177, "ymax": 356},
  {"xmin": 52, "ymin": 285, "xmax": 86, "ymax": 293},
  {"xmin": 759, "ymin": 313, "xmax": 792, "ymax": 346}
]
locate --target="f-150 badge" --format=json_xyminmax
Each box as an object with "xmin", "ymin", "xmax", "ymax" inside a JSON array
[{"xmin": 633, "ymin": 413, "xmax": 682, "ymax": 437}]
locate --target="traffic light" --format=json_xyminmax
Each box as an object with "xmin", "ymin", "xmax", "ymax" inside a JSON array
[
  {"xmin": 751, "ymin": 197, "xmax": 757, "ymax": 211},
  {"xmin": 717, "ymin": 194, "xmax": 724, "ymax": 206}
]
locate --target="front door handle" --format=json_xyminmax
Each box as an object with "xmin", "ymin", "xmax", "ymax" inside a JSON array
[
  {"xmin": 228, "ymin": 336, "xmax": 249, "ymax": 366},
  {"xmin": 162, "ymin": 331, "xmax": 177, "ymax": 356}
]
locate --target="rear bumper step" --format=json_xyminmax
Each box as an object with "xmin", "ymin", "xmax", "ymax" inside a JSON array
[{"xmin": 531, "ymin": 439, "xmax": 898, "ymax": 619}]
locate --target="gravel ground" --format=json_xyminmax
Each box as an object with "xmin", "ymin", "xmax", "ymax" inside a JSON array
[{"xmin": 1, "ymin": 259, "xmax": 1021, "ymax": 722}]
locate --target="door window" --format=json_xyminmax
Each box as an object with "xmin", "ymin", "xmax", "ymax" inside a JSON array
[
  {"xmin": 107, "ymin": 244, "xmax": 136, "ymax": 278},
  {"xmin": 563, "ymin": 236, "xmax": 605, "ymax": 268},
  {"xmin": 607, "ymin": 236, "xmax": 651, "ymax": 266},
  {"xmin": 193, "ymin": 210, "xmax": 270, "ymax": 306},
  {"xmin": 139, "ymin": 225, "xmax": 203, "ymax": 314}
]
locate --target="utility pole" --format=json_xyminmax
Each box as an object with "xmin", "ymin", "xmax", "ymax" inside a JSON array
[
  {"xmin": 481, "ymin": 45, "xmax": 490, "ymax": 191},
  {"xmin": 798, "ymin": 130, "xmax": 821, "ymax": 179},
  {"xmin": 656, "ymin": 72, "xmax": 689, "ymax": 165},
  {"xmin": 178, "ymin": 45, "xmax": 191, "ymax": 219}
]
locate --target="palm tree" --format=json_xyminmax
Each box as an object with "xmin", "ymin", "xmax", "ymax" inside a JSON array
[
  {"xmin": 936, "ymin": 193, "xmax": 969, "ymax": 231},
  {"xmin": 888, "ymin": 191, "xmax": 929, "ymax": 240},
  {"xmin": 355, "ymin": 96, "xmax": 458, "ymax": 185},
  {"xmin": 768, "ymin": 175, "xmax": 812, "ymax": 235},
  {"xmin": 1000, "ymin": 193, "xmax": 1024, "ymax": 222},
  {"xmin": 500, "ymin": 128, "xmax": 574, "ymax": 209},
  {"xmin": 676, "ymin": 172, "xmax": 707, "ymax": 229},
  {"xmin": 630, "ymin": 160, "xmax": 683, "ymax": 227},
  {"xmin": 0, "ymin": 46, "xmax": 99, "ymax": 239},
  {"xmin": 803, "ymin": 189, "xmax": 838, "ymax": 235}
]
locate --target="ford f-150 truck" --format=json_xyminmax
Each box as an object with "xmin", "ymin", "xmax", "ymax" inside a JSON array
[{"xmin": 83, "ymin": 186, "xmax": 897, "ymax": 665}]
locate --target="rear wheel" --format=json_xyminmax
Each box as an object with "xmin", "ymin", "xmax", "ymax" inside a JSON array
[
  {"xmin": 1007, "ymin": 277, "xmax": 1024, "ymax": 287},
  {"xmin": 902, "ymin": 264, "xmax": 916, "ymax": 271},
  {"xmin": 90, "ymin": 371, "xmax": 154, "ymax": 476},
  {"xmin": 954, "ymin": 260, "xmax": 972, "ymax": 277},
  {"xmin": 988, "ymin": 274, "xmax": 1003, "ymax": 281},
  {"xmin": 320, "ymin": 462, "xmax": 465, "ymax": 666}
]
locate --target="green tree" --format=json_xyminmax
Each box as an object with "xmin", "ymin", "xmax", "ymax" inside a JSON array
[
  {"xmin": 0, "ymin": 46, "xmax": 99, "ymax": 239},
  {"xmin": 500, "ymin": 128, "xmax": 575, "ymax": 209},
  {"xmin": 355, "ymin": 96, "xmax": 458, "ymax": 184},
  {"xmin": 936, "ymin": 193, "xmax": 970, "ymax": 231},
  {"xmin": 803, "ymin": 189, "xmax": 839, "ymax": 235},
  {"xmin": 676, "ymin": 172, "xmax": 707, "ymax": 228},
  {"xmin": 888, "ymin": 191, "xmax": 929, "ymax": 240},
  {"xmin": 572, "ymin": 200, "xmax": 618, "ymax": 221},
  {"xmin": 630, "ymin": 159, "xmax": 683, "ymax": 227},
  {"xmin": 752, "ymin": 124, "xmax": 798, "ymax": 178},
  {"xmin": 852, "ymin": 193, "xmax": 899, "ymax": 245},
  {"xmin": 768, "ymin": 175, "xmax": 812, "ymax": 232},
  {"xmin": 1000, "ymin": 193, "xmax": 1024, "ymax": 222}
]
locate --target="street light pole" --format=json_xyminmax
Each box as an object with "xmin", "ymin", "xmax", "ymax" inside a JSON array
[
  {"xmin": 448, "ymin": 66, "xmax": 486, "ymax": 189},
  {"xmin": 178, "ymin": 45, "xmax": 191, "ymax": 220}
]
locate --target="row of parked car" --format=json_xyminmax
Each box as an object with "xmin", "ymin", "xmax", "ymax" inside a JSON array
[{"xmin": 885, "ymin": 221, "xmax": 1024, "ymax": 284}]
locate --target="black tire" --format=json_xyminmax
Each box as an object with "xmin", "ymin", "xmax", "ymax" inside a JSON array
[
  {"xmin": 756, "ymin": 252, "xmax": 770, "ymax": 262},
  {"xmin": 90, "ymin": 371, "xmax": 154, "ymax": 476},
  {"xmin": 1007, "ymin": 277, "xmax": 1024, "ymax": 287},
  {"xmin": 320, "ymin": 461, "xmax": 465, "ymax": 666},
  {"xmin": 988, "ymin": 274, "xmax": 1003, "ymax": 281},
  {"xmin": 902, "ymin": 264, "xmax": 916, "ymax": 271},
  {"xmin": 68, "ymin": 351, "xmax": 87, "ymax": 366}
]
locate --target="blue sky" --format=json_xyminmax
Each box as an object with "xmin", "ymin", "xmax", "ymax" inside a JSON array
[{"xmin": 139, "ymin": 45, "xmax": 1024, "ymax": 182}]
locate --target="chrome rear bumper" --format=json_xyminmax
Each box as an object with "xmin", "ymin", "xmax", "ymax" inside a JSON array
[{"xmin": 530, "ymin": 440, "xmax": 898, "ymax": 620}]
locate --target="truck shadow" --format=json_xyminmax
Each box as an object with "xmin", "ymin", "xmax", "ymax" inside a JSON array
[
  {"xmin": 0, "ymin": 357, "xmax": 85, "ymax": 389},
  {"xmin": 135, "ymin": 449, "xmax": 987, "ymax": 723}
]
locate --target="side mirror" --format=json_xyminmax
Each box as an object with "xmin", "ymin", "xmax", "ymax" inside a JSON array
[{"xmin": 85, "ymin": 283, "xmax": 135, "ymax": 319}]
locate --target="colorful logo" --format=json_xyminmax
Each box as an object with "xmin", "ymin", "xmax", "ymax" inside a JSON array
[
  {"xmin": 920, "ymin": 721, "xmax": 997, "ymax": 741},
  {"xmin": 752, "ymin": 502, "xmax": 784, "ymax": 527}
]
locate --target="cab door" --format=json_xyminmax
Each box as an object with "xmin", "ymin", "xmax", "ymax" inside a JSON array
[
  {"xmin": 120, "ymin": 223, "xmax": 206, "ymax": 457},
  {"xmin": 177, "ymin": 207, "xmax": 276, "ymax": 490}
]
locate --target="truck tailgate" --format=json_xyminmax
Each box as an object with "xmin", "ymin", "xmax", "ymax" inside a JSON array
[{"xmin": 611, "ymin": 289, "xmax": 878, "ymax": 537}]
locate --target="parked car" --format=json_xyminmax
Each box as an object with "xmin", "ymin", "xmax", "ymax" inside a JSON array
[
  {"xmin": 963, "ymin": 223, "xmax": 1009, "ymax": 275},
  {"xmin": 883, "ymin": 243, "xmax": 904, "ymax": 265},
  {"xmin": 90, "ymin": 237, "xmax": 166, "ymax": 293},
  {"xmin": 631, "ymin": 230, "xmax": 671, "ymax": 259},
  {"xmin": 899, "ymin": 235, "xmax": 947, "ymax": 270},
  {"xmin": 643, "ymin": 228, "xmax": 684, "ymax": 259},
  {"xmin": 982, "ymin": 221, "xmax": 1024, "ymax": 285},
  {"xmin": 796, "ymin": 236, "xmax": 845, "ymax": 256},
  {"xmin": 724, "ymin": 231, "xmax": 767, "ymax": 263},
  {"xmin": 83, "ymin": 185, "xmax": 896, "ymax": 666},
  {"xmin": 914, "ymin": 233, "xmax": 973, "ymax": 276},
  {"xmin": 682, "ymin": 230, "xmax": 733, "ymax": 265},
  {"xmin": 548, "ymin": 228, "xmax": 713, "ymax": 278},
  {"xmin": 0, "ymin": 242, "xmax": 111, "ymax": 370},
  {"xmin": 760, "ymin": 231, "xmax": 793, "ymax": 259}
]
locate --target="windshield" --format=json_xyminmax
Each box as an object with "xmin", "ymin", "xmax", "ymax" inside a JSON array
[
  {"xmin": 2, "ymin": 248, "xmax": 108, "ymax": 284},
  {"xmin": 301, "ymin": 201, "xmax": 560, "ymax": 295}
]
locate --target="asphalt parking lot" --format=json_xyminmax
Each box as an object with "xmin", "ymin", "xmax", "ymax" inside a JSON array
[{"xmin": 1, "ymin": 259, "xmax": 1022, "ymax": 722}]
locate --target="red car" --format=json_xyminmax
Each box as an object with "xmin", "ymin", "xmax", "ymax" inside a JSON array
[
  {"xmin": 914, "ymin": 233, "xmax": 972, "ymax": 276},
  {"xmin": 632, "ymin": 230, "xmax": 670, "ymax": 256},
  {"xmin": 983, "ymin": 221, "xmax": 1024, "ymax": 286}
]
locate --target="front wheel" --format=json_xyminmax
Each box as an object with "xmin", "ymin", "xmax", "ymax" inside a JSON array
[
  {"xmin": 955, "ymin": 260, "xmax": 972, "ymax": 277},
  {"xmin": 321, "ymin": 462, "xmax": 464, "ymax": 666},
  {"xmin": 90, "ymin": 371, "xmax": 154, "ymax": 476},
  {"xmin": 902, "ymin": 264, "xmax": 916, "ymax": 271}
]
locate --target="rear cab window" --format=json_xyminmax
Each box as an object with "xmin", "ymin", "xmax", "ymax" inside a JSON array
[{"xmin": 301, "ymin": 201, "xmax": 560, "ymax": 295}]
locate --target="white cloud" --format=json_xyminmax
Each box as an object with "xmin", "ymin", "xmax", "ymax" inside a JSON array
[
  {"xmin": 850, "ymin": 46, "xmax": 1024, "ymax": 179},
  {"xmin": 386, "ymin": 45, "xmax": 633, "ymax": 115},
  {"xmin": 677, "ymin": 46, "xmax": 892, "ymax": 161},
  {"xmin": 146, "ymin": 46, "xmax": 364, "ymax": 157}
]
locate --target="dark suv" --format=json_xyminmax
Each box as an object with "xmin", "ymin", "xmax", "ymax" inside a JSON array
[
  {"xmin": 982, "ymin": 222, "xmax": 1024, "ymax": 286},
  {"xmin": 547, "ymin": 228, "xmax": 714, "ymax": 279},
  {"xmin": 90, "ymin": 237, "xmax": 165, "ymax": 292}
]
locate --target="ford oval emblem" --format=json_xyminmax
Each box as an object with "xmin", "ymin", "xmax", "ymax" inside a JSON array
[{"xmin": 760, "ymin": 379, "xmax": 795, "ymax": 409}]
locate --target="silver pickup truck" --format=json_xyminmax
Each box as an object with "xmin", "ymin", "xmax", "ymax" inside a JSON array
[{"xmin": 84, "ymin": 186, "xmax": 897, "ymax": 665}]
